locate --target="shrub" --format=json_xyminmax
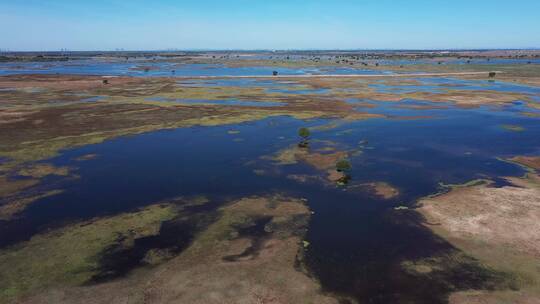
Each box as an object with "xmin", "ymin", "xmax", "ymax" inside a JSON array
[
  {"xmin": 336, "ymin": 159, "xmax": 352, "ymax": 173},
  {"xmin": 298, "ymin": 127, "xmax": 310, "ymax": 140}
]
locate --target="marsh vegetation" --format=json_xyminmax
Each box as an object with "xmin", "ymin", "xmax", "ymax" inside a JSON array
[{"xmin": 0, "ymin": 51, "xmax": 539, "ymax": 303}]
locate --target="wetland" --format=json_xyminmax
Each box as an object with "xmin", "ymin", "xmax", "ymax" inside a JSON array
[{"xmin": 1, "ymin": 50, "xmax": 540, "ymax": 304}]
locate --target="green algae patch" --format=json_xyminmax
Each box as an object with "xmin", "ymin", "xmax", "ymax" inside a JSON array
[{"xmin": 0, "ymin": 203, "xmax": 178, "ymax": 302}]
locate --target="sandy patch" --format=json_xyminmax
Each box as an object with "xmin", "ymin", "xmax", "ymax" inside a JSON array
[{"xmin": 417, "ymin": 174, "xmax": 540, "ymax": 303}]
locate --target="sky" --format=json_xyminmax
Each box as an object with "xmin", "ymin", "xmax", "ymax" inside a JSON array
[{"xmin": 1, "ymin": 0, "xmax": 539, "ymax": 51}]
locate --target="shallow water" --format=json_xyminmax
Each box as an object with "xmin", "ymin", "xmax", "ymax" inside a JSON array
[
  {"xmin": 0, "ymin": 60, "xmax": 388, "ymax": 77},
  {"xmin": 1, "ymin": 65, "xmax": 540, "ymax": 303},
  {"xmin": 367, "ymin": 77, "xmax": 540, "ymax": 95}
]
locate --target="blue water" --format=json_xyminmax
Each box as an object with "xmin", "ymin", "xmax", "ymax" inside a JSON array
[
  {"xmin": 376, "ymin": 58, "xmax": 540, "ymax": 66},
  {"xmin": 177, "ymin": 78, "xmax": 291, "ymax": 88},
  {"xmin": 366, "ymin": 77, "xmax": 540, "ymax": 95},
  {"xmin": 420, "ymin": 77, "xmax": 540, "ymax": 94},
  {"xmin": 0, "ymin": 60, "xmax": 388, "ymax": 77}
]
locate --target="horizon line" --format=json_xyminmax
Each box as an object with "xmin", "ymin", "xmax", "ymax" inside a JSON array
[{"xmin": 2, "ymin": 47, "xmax": 540, "ymax": 53}]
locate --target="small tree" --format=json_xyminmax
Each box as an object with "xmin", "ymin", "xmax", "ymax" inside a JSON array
[
  {"xmin": 489, "ymin": 72, "xmax": 496, "ymax": 78},
  {"xmin": 335, "ymin": 159, "xmax": 352, "ymax": 185},
  {"xmin": 336, "ymin": 159, "xmax": 351, "ymax": 173},
  {"xmin": 298, "ymin": 127, "xmax": 310, "ymax": 147}
]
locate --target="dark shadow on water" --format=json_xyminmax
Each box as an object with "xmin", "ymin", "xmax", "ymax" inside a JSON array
[
  {"xmin": 303, "ymin": 193, "xmax": 516, "ymax": 303},
  {"xmin": 90, "ymin": 203, "xmax": 220, "ymax": 283},
  {"xmin": 222, "ymin": 216, "xmax": 273, "ymax": 262}
]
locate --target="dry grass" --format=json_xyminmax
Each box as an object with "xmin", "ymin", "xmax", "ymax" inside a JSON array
[
  {"xmin": 509, "ymin": 156, "xmax": 540, "ymax": 170},
  {"xmin": 417, "ymin": 173, "xmax": 540, "ymax": 303}
]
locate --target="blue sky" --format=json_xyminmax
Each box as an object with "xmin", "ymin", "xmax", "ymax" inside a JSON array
[{"xmin": 1, "ymin": 0, "xmax": 539, "ymax": 51}]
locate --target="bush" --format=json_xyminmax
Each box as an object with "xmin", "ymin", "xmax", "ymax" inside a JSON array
[
  {"xmin": 298, "ymin": 127, "xmax": 310, "ymax": 148},
  {"xmin": 298, "ymin": 127, "xmax": 310, "ymax": 140},
  {"xmin": 336, "ymin": 159, "xmax": 352, "ymax": 172}
]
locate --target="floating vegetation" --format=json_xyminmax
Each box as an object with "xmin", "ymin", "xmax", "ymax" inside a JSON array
[{"xmin": 501, "ymin": 124, "xmax": 525, "ymax": 132}]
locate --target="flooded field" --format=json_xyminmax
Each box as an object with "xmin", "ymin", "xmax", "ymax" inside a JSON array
[{"xmin": 1, "ymin": 54, "xmax": 540, "ymax": 303}]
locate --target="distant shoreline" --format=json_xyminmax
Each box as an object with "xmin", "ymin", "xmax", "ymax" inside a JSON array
[{"xmin": 174, "ymin": 71, "xmax": 501, "ymax": 79}]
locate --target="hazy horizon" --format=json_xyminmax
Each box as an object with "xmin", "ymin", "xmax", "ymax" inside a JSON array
[{"xmin": 2, "ymin": 48, "xmax": 540, "ymax": 53}]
